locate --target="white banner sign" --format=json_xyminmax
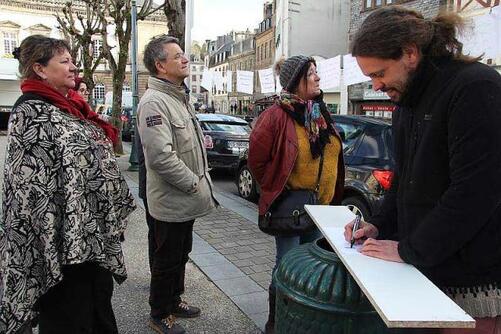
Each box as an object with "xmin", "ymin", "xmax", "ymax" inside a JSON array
[
  {"xmin": 236, "ymin": 70, "xmax": 254, "ymax": 95},
  {"xmin": 226, "ymin": 70, "xmax": 233, "ymax": 93},
  {"xmin": 200, "ymin": 69, "xmax": 213, "ymax": 91},
  {"xmin": 317, "ymin": 56, "xmax": 341, "ymax": 90},
  {"xmin": 213, "ymin": 71, "xmax": 224, "ymax": 91},
  {"xmin": 343, "ymin": 54, "xmax": 370, "ymax": 86},
  {"xmin": 258, "ymin": 68, "xmax": 276, "ymax": 94}
]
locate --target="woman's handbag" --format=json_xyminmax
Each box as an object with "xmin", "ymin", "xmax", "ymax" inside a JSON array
[{"xmin": 258, "ymin": 153, "xmax": 324, "ymax": 236}]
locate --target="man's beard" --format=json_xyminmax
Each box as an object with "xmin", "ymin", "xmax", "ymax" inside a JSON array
[{"xmin": 390, "ymin": 67, "xmax": 417, "ymax": 105}]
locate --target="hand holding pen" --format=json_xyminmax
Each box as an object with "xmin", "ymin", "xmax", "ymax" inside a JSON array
[
  {"xmin": 344, "ymin": 215, "xmax": 379, "ymax": 246},
  {"xmin": 350, "ymin": 215, "xmax": 361, "ymax": 248}
]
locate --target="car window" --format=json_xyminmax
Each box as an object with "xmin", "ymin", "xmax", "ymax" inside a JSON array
[
  {"xmin": 356, "ymin": 128, "xmax": 391, "ymax": 159},
  {"xmin": 201, "ymin": 122, "xmax": 251, "ymax": 135},
  {"xmin": 334, "ymin": 122, "xmax": 364, "ymax": 154}
]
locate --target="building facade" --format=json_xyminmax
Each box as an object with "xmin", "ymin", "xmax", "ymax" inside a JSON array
[
  {"xmin": 254, "ymin": 1, "xmax": 275, "ymax": 103},
  {"xmin": 273, "ymin": 0, "xmax": 350, "ymax": 114},
  {"xmin": 0, "ymin": 0, "xmax": 167, "ymax": 117},
  {"xmin": 228, "ymin": 36, "xmax": 255, "ymax": 114},
  {"xmin": 207, "ymin": 30, "xmax": 253, "ymax": 113}
]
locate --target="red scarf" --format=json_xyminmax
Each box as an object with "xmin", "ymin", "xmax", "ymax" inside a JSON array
[{"xmin": 21, "ymin": 79, "xmax": 118, "ymax": 144}]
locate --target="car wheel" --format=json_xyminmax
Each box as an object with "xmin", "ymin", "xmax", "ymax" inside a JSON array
[
  {"xmin": 238, "ymin": 165, "xmax": 257, "ymax": 201},
  {"xmin": 342, "ymin": 196, "xmax": 370, "ymax": 221}
]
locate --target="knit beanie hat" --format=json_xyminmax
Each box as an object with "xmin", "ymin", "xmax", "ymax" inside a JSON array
[{"xmin": 274, "ymin": 55, "xmax": 312, "ymax": 92}]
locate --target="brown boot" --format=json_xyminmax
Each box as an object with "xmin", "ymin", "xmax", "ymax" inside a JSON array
[{"xmin": 264, "ymin": 290, "xmax": 276, "ymax": 334}]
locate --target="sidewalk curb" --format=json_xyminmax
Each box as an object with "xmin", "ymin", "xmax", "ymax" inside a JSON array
[{"xmin": 123, "ymin": 175, "xmax": 268, "ymax": 332}]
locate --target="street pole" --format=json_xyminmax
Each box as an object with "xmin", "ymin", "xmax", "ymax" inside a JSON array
[{"xmin": 128, "ymin": 0, "xmax": 139, "ymax": 171}]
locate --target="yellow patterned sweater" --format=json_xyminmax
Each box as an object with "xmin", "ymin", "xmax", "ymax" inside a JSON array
[{"xmin": 287, "ymin": 122, "xmax": 342, "ymax": 204}]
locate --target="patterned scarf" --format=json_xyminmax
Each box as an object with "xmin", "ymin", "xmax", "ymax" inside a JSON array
[{"xmin": 277, "ymin": 91, "xmax": 335, "ymax": 158}]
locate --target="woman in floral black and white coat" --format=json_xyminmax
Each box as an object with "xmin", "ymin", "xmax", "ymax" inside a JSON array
[{"xmin": 0, "ymin": 35, "xmax": 135, "ymax": 334}]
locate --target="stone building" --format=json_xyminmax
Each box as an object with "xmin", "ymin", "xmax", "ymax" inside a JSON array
[
  {"xmin": 0, "ymin": 0, "xmax": 167, "ymax": 114},
  {"xmin": 254, "ymin": 1, "xmax": 275, "ymax": 103},
  {"xmin": 188, "ymin": 42, "xmax": 208, "ymax": 108},
  {"xmin": 273, "ymin": 0, "xmax": 351, "ymax": 114},
  {"xmin": 228, "ymin": 36, "xmax": 255, "ymax": 115},
  {"xmin": 207, "ymin": 30, "xmax": 253, "ymax": 113}
]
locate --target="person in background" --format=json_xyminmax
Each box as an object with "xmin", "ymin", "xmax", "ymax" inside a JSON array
[
  {"xmin": 137, "ymin": 35, "xmax": 217, "ymax": 334},
  {"xmin": 0, "ymin": 35, "xmax": 135, "ymax": 334},
  {"xmin": 74, "ymin": 76, "xmax": 90, "ymax": 101},
  {"xmin": 248, "ymin": 55, "xmax": 345, "ymax": 334},
  {"xmin": 345, "ymin": 6, "xmax": 501, "ymax": 334}
]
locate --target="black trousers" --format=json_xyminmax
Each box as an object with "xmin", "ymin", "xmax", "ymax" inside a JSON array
[
  {"xmin": 37, "ymin": 262, "xmax": 118, "ymax": 334},
  {"xmin": 149, "ymin": 218, "xmax": 194, "ymax": 319},
  {"xmin": 143, "ymin": 198, "xmax": 156, "ymax": 273}
]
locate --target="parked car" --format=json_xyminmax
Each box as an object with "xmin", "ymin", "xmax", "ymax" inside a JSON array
[
  {"xmin": 196, "ymin": 113, "xmax": 251, "ymax": 170},
  {"xmin": 235, "ymin": 115, "xmax": 394, "ymax": 221},
  {"xmin": 104, "ymin": 107, "xmax": 134, "ymax": 142}
]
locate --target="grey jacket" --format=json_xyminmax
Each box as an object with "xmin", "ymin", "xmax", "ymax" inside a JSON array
[{"xmin": 137, "ymin": 76, "xmax": 216, "ymax": 222}]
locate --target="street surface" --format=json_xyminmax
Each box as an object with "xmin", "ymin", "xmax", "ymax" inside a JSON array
[{"xmin": 0, "ymin": 137, "xmax": 273, "ymax": 334}]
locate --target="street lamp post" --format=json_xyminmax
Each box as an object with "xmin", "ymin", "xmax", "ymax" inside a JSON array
[{"xmin": 128, "ymin": 0, "xmax": 140, "ymax": 171}]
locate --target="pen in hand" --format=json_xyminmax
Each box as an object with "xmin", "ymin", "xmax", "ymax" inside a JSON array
[{"xmin": 350, "ymin": 214, "xmax": 361, "ymax": 248}]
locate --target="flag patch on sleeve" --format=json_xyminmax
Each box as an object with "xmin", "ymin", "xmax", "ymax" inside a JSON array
[{"xmin": 146, "ymin": 115, "xmax": 162, "ymax": 127}]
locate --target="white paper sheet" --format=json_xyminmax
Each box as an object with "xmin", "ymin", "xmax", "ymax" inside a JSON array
[
  {"xmin": 226, "ymin": 70, "xmax": 233, "ymax": 93},
  {"xmin": 236, "ymin": 70, "xmax": 254, "ymax": 95},
  {"xmin": 343, "ymin": 54, "xmax": 370, "ymax": 86},
  {"xmin": 200, "ymin": 69, "xmax": 213, "ymax": 91},
  {"xmin": 258, "ymin": 68, "xmax": 276, "ymax": 94},
  {"xmin": 317, "ymin": 56, "xmax": 341, "ymax": 90},
  {"xmin": 214, "ymin": 71, "xmax": 224, "ymax": 91},
  {"xmin": 305, "ymin": 205, "xmax": 476, "ymax": 329}
]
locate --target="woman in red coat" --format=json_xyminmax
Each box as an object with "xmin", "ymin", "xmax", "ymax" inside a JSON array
[{"xmin": 248, "ymin": 55, "xmax": 345, "ymax": 333}]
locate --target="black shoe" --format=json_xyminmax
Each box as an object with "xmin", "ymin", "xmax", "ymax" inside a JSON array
[
  {"xmin": 171, "ymin": 301, "xmax": 201, "ymax": 318},
  {"xmin": 264, "ymin": 289, "xmax": 276, "ymax": 334},
  {"xmin": 149, "ymin": 315, "xmax": 186, "ymax": 334}
]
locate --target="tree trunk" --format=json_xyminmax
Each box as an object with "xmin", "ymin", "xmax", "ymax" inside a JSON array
[
  {"xmin": 111, "ymin": 68, "xmax": 126, "ymax": 155},
  {"xmin": 164, "ymin": 0, "xmax": 186, "ymax": 49}
]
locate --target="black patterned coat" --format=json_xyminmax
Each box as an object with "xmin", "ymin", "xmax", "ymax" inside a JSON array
[{"xmin": 0, "ymin": 96, "xmax": 136, "ymax": 333}]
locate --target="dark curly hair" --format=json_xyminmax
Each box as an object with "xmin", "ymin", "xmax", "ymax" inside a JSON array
[{"xmin": 351, "ymin": 6, "xmax": 481, "ymax": 63}]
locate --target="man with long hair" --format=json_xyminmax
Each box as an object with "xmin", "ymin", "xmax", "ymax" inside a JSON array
[{"xmin": 344, "ymin": 6, "xmax": 501, "ymax": 333}]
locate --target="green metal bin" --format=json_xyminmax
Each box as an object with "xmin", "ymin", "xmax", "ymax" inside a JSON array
[{"xmin": 274, "ymin": 237, "xmax": 389, "ymax": 334}]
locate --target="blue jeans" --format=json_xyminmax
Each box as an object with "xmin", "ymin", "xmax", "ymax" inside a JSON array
[{"xmin": 269, "ymin": 227, "xmax": 322, "ymax": 292}]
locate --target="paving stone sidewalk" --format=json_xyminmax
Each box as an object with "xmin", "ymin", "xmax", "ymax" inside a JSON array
[
  {"xmin": 118, "ymin": 144, "xmax": 276, "ymax": 330},
  {"xmin": 194, "ymin": 209, "xmax": 276, "ymax": 290}
]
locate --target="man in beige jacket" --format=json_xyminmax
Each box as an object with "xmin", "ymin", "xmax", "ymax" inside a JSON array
[{"xmin": 137, "ymin": 35, "xmax": 217, "ymax": 334}]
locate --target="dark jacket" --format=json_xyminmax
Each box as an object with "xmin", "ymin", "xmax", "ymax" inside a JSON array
[
  {"xmin": 136, "ymin": 122, "xmax": 147, "ymax": 200},
  {"xmin": 248, "ymin": 104, "xmax": 345, "ymax": 216},
  {"xmin": 370, "ymin": 56, "xmax": 501, "ymax": 288}
]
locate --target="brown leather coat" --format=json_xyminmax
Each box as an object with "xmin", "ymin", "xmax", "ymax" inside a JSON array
[{"xmin": 248, "ymin": 104, "xmax": 345, "ymax": 216}]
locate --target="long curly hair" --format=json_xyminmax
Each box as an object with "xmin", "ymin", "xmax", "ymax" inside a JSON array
[{"xmin": 351, "ymin": 6, "xmax": 481, "ymax": 63}]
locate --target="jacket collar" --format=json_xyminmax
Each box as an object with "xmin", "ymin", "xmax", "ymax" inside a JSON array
[
  {"xmin": 398, "ymin": 56, "xmax": 452, "ymax": 108},
  {"xmin": 147, "ymin": 76, "xmax": 189, "ymax": 101}
]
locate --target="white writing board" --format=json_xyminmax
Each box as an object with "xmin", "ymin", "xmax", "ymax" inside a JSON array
[{"xmin": 305, "ymin": 205, "xmax": 475, "ymax": 329}]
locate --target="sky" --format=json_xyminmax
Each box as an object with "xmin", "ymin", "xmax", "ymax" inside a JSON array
[{"xmin": 192, "ymin": 0, "xmax": 264, "ymax": 43}]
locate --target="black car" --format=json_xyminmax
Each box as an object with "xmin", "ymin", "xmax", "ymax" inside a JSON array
[
  {"xmin": 235, "ymin": 115, "xmax": 394, "ymax": 221},
  {"xmin": 196, "ymin": 113, "xmax": 251, "ymax": 170}
]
